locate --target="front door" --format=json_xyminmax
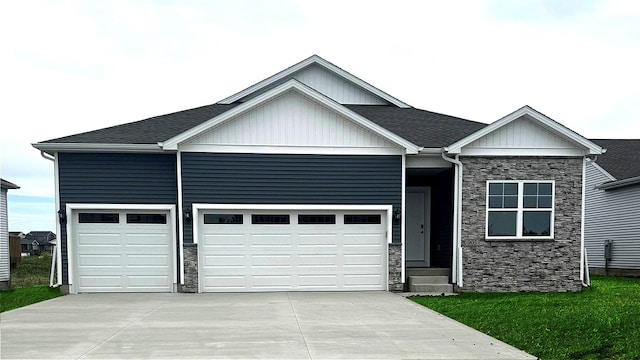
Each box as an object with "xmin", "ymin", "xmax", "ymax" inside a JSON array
[{"xmin": 406, "ymin": 188, "xmax": 430, "ymax": 267}]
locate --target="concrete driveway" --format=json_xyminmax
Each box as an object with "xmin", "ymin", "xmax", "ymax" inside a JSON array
[{"xmin": 1, "ymin": 292, "xmax": 535, "ymax": 359}]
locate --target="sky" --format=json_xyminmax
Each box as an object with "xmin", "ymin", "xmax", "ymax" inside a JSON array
[{"xmin": 1, "ymin": 0, "xmax": 639, "ymax": 233}]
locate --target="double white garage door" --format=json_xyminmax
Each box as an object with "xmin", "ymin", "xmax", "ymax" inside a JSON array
[
  {"xmin": 72, "ymin": 207, "xmax": 387, "ymax": 293},
  {"xmin": 198, "ymin": 210, "xmax": 388, "ymax": 292}
]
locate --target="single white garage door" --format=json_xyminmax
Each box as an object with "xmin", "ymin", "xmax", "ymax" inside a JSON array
[
  {"xmin": 199, "ymin": 209, "xmax": 387, "ymax": 292},
  {"xmin": 73, "ymin": 210, "xmax": 173, "ymax": 293}
]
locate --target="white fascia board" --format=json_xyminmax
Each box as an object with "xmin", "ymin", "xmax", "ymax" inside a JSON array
[
  {"xmin": 445, "ymin": 105, "xmax": 604, "ymax": 155},
  {"xmin": 179, "ymin": 144, "xmax": 406, "ymax": 156},
  {"xmin": 219, "ymin": 55, "xmax": 411, "ymax": 108},
  {"xmin": 162, "ymin": 79, "xmax": 419, "ymax": 153},
  {"xmin": 457, "ymin": 147, "xmax": 592, "ymax": 156},
  {"xmin": 32, "ymin": 143, "xmax": 164, "ymax": 155}
]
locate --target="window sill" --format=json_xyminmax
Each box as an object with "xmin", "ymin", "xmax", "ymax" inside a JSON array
[{"xmin": 485, "ymin": 237, "xmax": 555, "ymax": 242}]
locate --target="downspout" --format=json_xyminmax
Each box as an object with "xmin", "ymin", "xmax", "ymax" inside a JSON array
[
  {"xmin": 581, "ymin": 156, "xmax": 590, "ymax": 287},
  {"xmin": 440, "ymin": 151, "xmax": 463, "ymax": 288},
  {"xmin": 40, "ymin": 151, "xmax": 61, "ymax": 288}
]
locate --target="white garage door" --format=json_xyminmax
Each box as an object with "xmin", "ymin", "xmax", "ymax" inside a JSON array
[
  {"xmin": 73, "ymin": 210, "xmax": 173, "ymax": 293},
  {"xmin": 199, "ymin": 209, "xmax": 387, "ymax": 292}
]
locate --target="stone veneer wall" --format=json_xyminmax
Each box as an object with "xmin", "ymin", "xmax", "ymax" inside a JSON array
[
  {"xmin": 459, "ymin": 157, "xmax": 583, "ymax": 292},
  {"xmin": 388, "ymin": 243, "xmax": 403, "ymax": 291},
  {"xmin": 181, "ymin": 244, "xmax": 198, "ymax": 293}
]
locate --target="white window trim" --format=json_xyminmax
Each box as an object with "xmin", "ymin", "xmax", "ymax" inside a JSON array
[{"xmin": 485, "ymin": 180, "xmax": 555, "ymax": 240}]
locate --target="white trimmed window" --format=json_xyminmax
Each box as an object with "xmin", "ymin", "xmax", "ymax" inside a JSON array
[{"xmin": 486, "ymin": 181, "xmax": 554, "ymax": 239}]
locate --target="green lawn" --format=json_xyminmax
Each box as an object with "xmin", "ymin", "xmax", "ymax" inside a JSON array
[
  {"xmin": 0, "ymin": 286, "xmax": 62, "ymax": 313},
  {"xmin": 411, "ymin": 276, "xmax": 640, "ymax": 360},
  {"xmin": 1, "ymin": 253, "xmax": 62, "ymax": 312}
]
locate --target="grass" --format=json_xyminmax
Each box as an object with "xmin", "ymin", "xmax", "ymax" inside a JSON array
[
  {"xmin": 0, "ymin": 286, "xmax": 62, "ymax": 313},
  {"xmin": 1, "ymin": 253, "xmax": 62, "ymax": 312},
  {"xmin": 10, "ymin": 252, "xmax": 54, "ymax": 288},
  {"xmin": 411, "ymin": 276, "xmax": 640, "ymax": 359}
]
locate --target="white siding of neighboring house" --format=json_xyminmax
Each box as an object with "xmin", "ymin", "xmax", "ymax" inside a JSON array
[
  {"xmin": 584, "ymin": 161, "xmax": 640, "ymax": 269},
  {"xmin": 187, "ymin": 90, "xmax": 398, "ymax": 150},
  {"xmin": 1, "ymin": 188, "xmax": 9, "ymax": 285}
]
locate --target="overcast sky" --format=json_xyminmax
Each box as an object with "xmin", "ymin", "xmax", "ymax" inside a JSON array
[{"xmin": 1, "ymin": 0, "xmax": 639, "ymax": 233}]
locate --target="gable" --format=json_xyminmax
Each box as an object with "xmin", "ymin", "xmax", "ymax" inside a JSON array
[
  {"xmin": 446, "ymin": 106, "xmax": 603, "ymax": 156},
  {"xmin": 239, "ymin": 64, "xmax": 389, "ymax": 106},
  {"xmin": 183, "ymin": 89, "xmax": 401, "ymax": 154},
  {"xmin": 464, "ymin": 116, "xmax": 578, "ymax": 154},
  {"xmin": 220, "ymin": 55, "xmax": 409, "ymax": 108}
]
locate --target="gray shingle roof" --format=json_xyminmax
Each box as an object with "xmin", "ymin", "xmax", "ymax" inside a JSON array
[
  {"xmin": 38, "ymin": 103, "xmax": 487, "ymax": 148},
  {"xmin": 591, "ymin": 139, "xmax": 640, "ymax": 180},
  {"xmin": 41, "ymin": 104, "xmax": 238, "ymax": 144},
  {"xmin": 346, "ymin": 105, "xmax": 487, "ymax": 148}
]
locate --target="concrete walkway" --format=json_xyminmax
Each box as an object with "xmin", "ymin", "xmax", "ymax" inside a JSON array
[{"xmin": 0, "ymin": 292, "xmax": 535, "ymax": 359}]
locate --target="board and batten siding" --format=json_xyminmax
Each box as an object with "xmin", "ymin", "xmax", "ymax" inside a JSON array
[
  {"xmin": 57, "ymin": 153, "xmax": 178, "ymax": 284},
  {"xmin": 466, "ymin": 117, "xmax": 576, "ymax": 150},
  {"xmin": 188, "ymin": 90, "xmax": 396, "ymax": 148},
  {"xmin": 241, "ymin": 63, "xmax": 388, "ymax": 105},
  {"xmin": 181, "ymin": 153, "xmax": 402, "ymax": 244},
  {"xmin": 1, "ymin": 188, "xmax": 9, "ymax": 285},
  {"xmin": 584, "ymin": 161, "xmax": 640, "ymax": 269}
]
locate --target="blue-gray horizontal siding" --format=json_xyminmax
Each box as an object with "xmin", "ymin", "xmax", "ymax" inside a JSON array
[
  {"xmin": 58, "ymin": 153, "xmax": 178, "ymax": 284},
  {"xmin": 181, "ymin": 153, "xmax": 402, "ymax": 243}
]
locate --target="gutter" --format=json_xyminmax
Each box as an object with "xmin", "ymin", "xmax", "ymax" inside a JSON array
[
  {"xmin": 438, "ymin": 149, "xmax": 463, "ymax": 288},
  {"xmin": 39, "ymin": 151, "xmax": 61, "ymax": 288},
  {"xmin": 596, "ymin": 175, "xmax": 640, "ymax": 191}
]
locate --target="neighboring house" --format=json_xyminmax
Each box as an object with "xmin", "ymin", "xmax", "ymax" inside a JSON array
[
  {"xmin": 9, "ymin": 231, "xmax": 25, "ymax": 267},
  {"xmin": 22, "ymin": 231, "xmax": 56, "ymax": 255},
  {"xmin": 585, "ymin": 139, "xmax": 640, "ymax": 277},
  {"xmin": 1, "ymin": 179, "xmax": 20, "ymax": 290},
  {"xmin": 33, "ymin": 55, "xmax": 603, "ymax": 294}
]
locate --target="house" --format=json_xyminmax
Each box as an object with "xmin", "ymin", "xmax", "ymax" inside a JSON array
[
  {"xmin": 585, "ymin": 139, "xmax": 640, "ymax": 277},
  {"xmin": 22, "ymin": 231, "xmax": 56, "ymax": 255},
  {"xmin": 33, "ymin": 55, "xmax": 603, "ymax": 294},
  {"xmin": 1, "ymin": 179, "xmax": 20, "ymax": 290},
  {"xmin": 9, "ymin": 231, "xmax": 25, "ymax": 267}
]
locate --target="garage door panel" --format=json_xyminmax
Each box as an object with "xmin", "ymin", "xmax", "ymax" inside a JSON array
[
  {"xmin": 203, "ymin": 234, "xmax": 245, "ymax": 247},
  {"xmin": 126, "ymin": 254, "xmax": 170, "ymax": 267},
  {"xmin": 76, "ymin": 233, "xmax": 121, "ymax": 245},
  {"xmin": 74, "ymin": 209, "xmax": 172, "ymax": 293},
  {"xmin": 200, "ymin": 209, "xmax": 387, "ymax": 292},
  {"xmin": 77, "ymin": 254, "xmax": 121, "ymax": 267},
  {"xmin": 344, "ymin": 254, "xmax": 382, "ymax": 265},
  {"xmin": 252, "ymin": 275, "xmax": 292, "ymax": 288},
  {"xmin": 297, "ymin": 234, "xmax": 339, "ymax": 245},
  {"xmin": 204, "ymin": 276, "xmax": 245, "ymax": 289},
  {"xmin": 204, "ymin": 255, "xmax": 245, "ymax": 267},
  {"xmin": 297, "ymin": 254, "xmax": 338, "ymax": 266}
]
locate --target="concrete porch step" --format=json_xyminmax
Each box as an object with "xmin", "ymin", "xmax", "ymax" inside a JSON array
[
  {"xmin": 409, "ymin": 283, "xmax": 455, "ymax": 293},
  {"xmin": 409, "ymin": 275, "xmax": 449, "ymax": 285},
  {"xmin": 406, "ymin": 268, "xmax": 450, "ymax": 277}
]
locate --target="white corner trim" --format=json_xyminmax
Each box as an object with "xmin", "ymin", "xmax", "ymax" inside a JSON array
[
  {"xmin": 176, "ymin": 152, "xmax": 185, "ymax": 285},
  {"xmin": 445, "ymin": 106, "xmax": 603, "ymax": 155},
  {"xmin": 64, "ymin": 203, "xmax": 177, "ymax": 294},
  {"xmin": 161, "ymin": 79, "xmax": 419, "ymax": 153},
  {"xmin": 219, "ymin": 55, "xmax": 410, "ymax": 108}
]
